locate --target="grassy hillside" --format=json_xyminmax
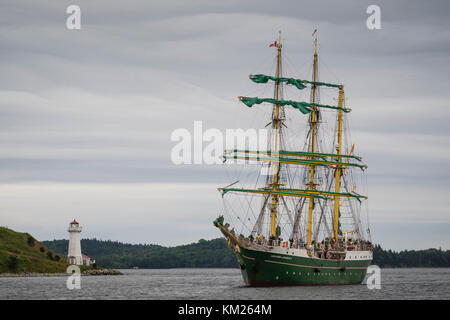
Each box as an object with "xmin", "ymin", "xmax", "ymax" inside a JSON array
[
  {"xmin": 44, "ymin": 238, "xmax": 239, "ymax": 269},
  {"xmin": 0, "ymin": 227, "xmax": 67, "ymax": 273}
]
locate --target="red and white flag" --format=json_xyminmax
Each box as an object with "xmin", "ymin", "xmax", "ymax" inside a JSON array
[{"xmin": 269, "ymin": 40, "xmax": 277, "ymax": 47}]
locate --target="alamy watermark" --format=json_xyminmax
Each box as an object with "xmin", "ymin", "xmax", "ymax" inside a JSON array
[
  {"xmin": 66, "ymin": 5, "xmax": 81, "ymax": 30},
  {"xmin": 66, "ymin": 265, "xmax": 81, "ymax": 290},
  {"xmin": 171, "ymin": 121, "xmax": 270, "ymax": 166},
  {"xmin": 366, "ymin": 265, "xmax": 381, "ymax": 289},
  {"xmin": 366, "ymin": 5, "xmax": 381, "ymax": 30}
]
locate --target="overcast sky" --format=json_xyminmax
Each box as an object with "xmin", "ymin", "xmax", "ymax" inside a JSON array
[{"xmin": 0, "ymin": 0, "xmax": 449, "ymax": 250}]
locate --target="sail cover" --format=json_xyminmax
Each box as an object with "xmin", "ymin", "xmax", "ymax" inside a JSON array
[
  {"xmin": 239, "ymin": 96, "xmax": 350, "ymax": 114},
  {"xmin": 250, "ymin": 74, "xmax": 307, "ymax": 90},
  {"xmin": 249, "ymin": 74, "xmax": 341, "ymax": 90}
]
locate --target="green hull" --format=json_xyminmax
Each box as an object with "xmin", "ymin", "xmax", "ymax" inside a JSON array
[{"xmin": 235, "ymin": 246, "xmax": 372, "ymax": 286}]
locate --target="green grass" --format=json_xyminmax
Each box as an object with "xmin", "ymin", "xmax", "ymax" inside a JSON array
[{"xmin": 0, "ymin": 227, "xmax": 68, "ymax": 273}]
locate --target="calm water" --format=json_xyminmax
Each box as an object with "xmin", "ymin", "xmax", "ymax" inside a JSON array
[{"xmin": 0, "ymin": 268, "xmax": 449, "ymax": 300}]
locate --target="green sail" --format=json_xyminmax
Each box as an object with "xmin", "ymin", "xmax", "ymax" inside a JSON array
[
  {"xmin": 249, "ymin": 74, "xmax": 341, "ymax": 90},
  {"xmin": 223, "ymin": 154, "xmax": 367, "ymax": 170},
  {"xmin": 227, "ymin": 149, "xmax": 362, "ymax": 161},
  {"xmin": 250, "ymin": 74, "xmax": 306, "ymax": 90},
  {"xmin": 239, "ymin": 96, "xmax": 350, "ymax": 114}
]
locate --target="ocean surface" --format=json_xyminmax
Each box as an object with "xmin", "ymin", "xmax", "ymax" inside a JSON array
[{"xmin": 0, "ymin": 268, "xmax": 449, "ymax": 300}]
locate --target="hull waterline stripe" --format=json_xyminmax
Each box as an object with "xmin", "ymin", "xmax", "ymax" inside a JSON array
[{"xmin": 263, "ymin": 259, "xmax": 369, "ymax": 270}]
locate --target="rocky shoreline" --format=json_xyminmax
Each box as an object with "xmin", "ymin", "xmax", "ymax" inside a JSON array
[
  {"xmin": 0, "ymin": 269, "xmax": 123, "ymax": 277},
  {"xmin": 82, "ymin": 269, "xmax": 122, "ymax": 276}
]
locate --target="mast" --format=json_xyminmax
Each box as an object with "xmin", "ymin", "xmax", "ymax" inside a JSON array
[
  {"xmin": 332, "ymin": 86, "xmax": 345, "ymax": 241},
  {"xmin": 220, "ymin": 34, "xmax": 369, "ymax": 247},
  {"xmin": 270, "ymin": 31, "xmax": 282, "ymax": 239},
  {"xmin": 306, "ymin": 34, "xmax": 319, "ymax": 245}
]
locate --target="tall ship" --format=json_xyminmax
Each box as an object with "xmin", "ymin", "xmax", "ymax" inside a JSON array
[{"xmin": 214, "ymin": 31, "xmax": 373, "ymax": 286}]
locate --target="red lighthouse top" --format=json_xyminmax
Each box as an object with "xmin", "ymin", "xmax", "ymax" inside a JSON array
[{"xmin": 70, "ymin": 219, "xmax": 79, "ymax": 225}]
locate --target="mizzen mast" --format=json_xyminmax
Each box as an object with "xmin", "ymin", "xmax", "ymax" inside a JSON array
[{"xmin": 333, "ymin": 86, "xmax": 345, "ymax": 242}]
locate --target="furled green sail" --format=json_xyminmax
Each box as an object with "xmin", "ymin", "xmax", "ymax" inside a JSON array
[
  {"xmin": 249, "ymin": 74, "xmax": 307, "ymax": 90},
  {"xmin": 226, "ymin": 149, "xmax": 362, "ymax": 161},
  {"xmin": 220, "ymin": 187, "xmax": 366, "ymax": 201},
  {"xmin": 238, "ymin": 96, "xmax": 350, "ymax": 114},
  {"xmin": 249, "ymin": 74, "xmax": 341, "ymax": 90},
  {"xmin": 223, "ymin": 154, "xmax": 367, "ymax": 170}
]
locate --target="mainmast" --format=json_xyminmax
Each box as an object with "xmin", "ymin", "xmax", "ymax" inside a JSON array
[
  {"xmin": 270, "ymin": 31, "xmax": 282, "ymax": 239},
  {"xmin": 306, "ymin": 35, "xmax": 319, "ymax": 246}
]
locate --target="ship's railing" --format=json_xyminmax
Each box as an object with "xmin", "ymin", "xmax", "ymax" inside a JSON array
[
  {"xmin": 223, "ymin": 220, "xmax": 372, "ymax": 253},
  {"xmin": 242, "ymin": 236, "xmax": 373, "ymax": 252},
  {"xmin": 244, "ymin": 237, "xmax": 305, "ymax": 249}
]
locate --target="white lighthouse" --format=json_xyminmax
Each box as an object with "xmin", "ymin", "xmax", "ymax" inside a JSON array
[{"xmin": 67, "ymin": 219, "xmax": 83, "ymax": 265}]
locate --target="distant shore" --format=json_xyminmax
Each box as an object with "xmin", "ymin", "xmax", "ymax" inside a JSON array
[
  {"xmin": 42, "ymin": 238, "xmax": 450, "ymax": 269},
  {"xmin": 0, "ymin": 268, "xmax": 122, "ymax": 277}
]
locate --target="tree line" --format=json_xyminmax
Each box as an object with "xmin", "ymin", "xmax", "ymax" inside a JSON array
[
  {"xmin": 43, "ymin": 238, "xmax": 239, "ymax": 269},
  {"xmin": 372, "ymin": 245, "xmax": 450, "ymax": 268},
  {"xmin": 42, "ymin": 238, "xmax": 450, "ymax": 269}
]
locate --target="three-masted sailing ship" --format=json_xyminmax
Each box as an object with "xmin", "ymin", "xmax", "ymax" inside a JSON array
[{"xmin": 214, "ymin": 32, "xmax": 373, "ymax": 286}]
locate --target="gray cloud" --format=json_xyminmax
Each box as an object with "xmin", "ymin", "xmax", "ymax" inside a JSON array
[{"xmin": 0, "ymin": 0, "xmax": 449, "ymax": 250}]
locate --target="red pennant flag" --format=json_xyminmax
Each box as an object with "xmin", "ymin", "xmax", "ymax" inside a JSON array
[
  {"xmin": 350, "ymin": 144, "xmax": 355, "ymax": 154},
  {"xmin": 269, "ymin": 41, "xmax": 277, "ymax": 47}
]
